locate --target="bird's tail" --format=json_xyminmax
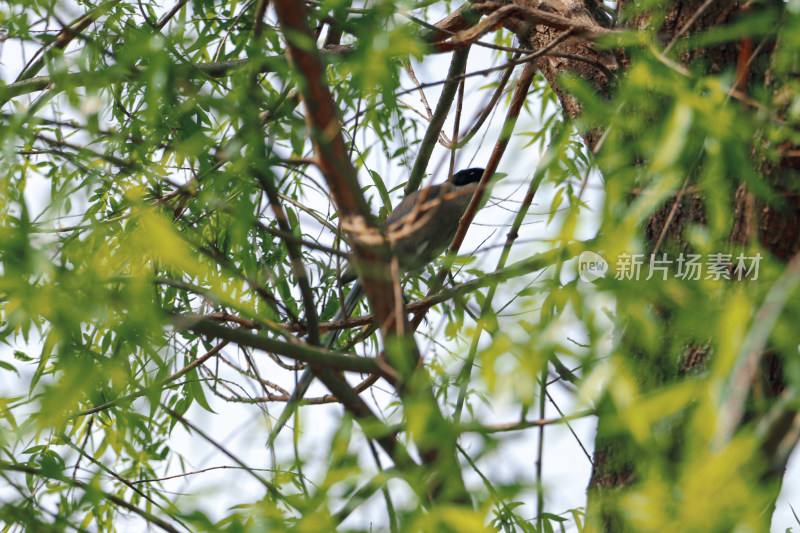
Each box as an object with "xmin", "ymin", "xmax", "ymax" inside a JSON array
[{"xmin": 334, "ymin": 280, "xmax": 364, "ymax": 345}]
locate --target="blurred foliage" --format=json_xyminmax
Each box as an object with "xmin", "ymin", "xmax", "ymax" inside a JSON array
[{"xmin": 0, "ymin": 0, "xmax": 799, "ymax": 532}]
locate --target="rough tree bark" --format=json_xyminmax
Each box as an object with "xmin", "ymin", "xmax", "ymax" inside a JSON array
[{"xmin": 459, "ymin": 0, "xmax": 799, "ymax": 530}]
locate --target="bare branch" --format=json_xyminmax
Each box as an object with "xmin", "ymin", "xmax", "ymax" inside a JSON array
[
  {"xmin": 179, "ymin": 318, "xmax": 383, "ymax": 374},
  {"xmin": 406, "ymin": 48, "xmax": 470, "ymax": 194}
]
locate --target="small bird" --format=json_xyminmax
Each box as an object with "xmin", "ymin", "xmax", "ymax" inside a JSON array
[
  {"xmin": 342, "ymin": 167, "xmax": 486, "ymax": 284},
  {"xmin": 267, "ymin": 167, "xmax": 486, "ymax": 445}
]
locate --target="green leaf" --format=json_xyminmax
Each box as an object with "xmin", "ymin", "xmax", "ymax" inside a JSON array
[{"xmin": 13, "ymin": 350, "xmax": 32, "ymax": 362}]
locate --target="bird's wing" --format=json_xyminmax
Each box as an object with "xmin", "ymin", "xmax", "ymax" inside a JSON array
[{"xmin": 384, "ymin": 184, "xmax": 445, "ymax": 230}]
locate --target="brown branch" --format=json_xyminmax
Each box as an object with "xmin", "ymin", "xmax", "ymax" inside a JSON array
[
  {"xmin": 430, "ymin": 6, "xmax": 506, "ymax": 53},
  {"xmin": 402, "ymin": 61, "xmax": 434, "ymax": 120},
  {"xmin": 216, "ymin": 372, "xmax": 381, "ymax": 404},
  {"xmin": 15, "ymin": 0, "xmax": 122, "ymax": 83},
  {"xmin": 179, "ymin": 318, "xmax": 383, "ymax": 374},
  {"xmin": 270, "ymin": 9, "xmax": 439, "ymax": 479},
  {"xmin": 272, "ymin": 3, "xmax": 367, "ymax": 218},
  {"xmin": 458, "ymin": 408, "xmax": 596, "ymax": 434},
  {"xmin": 385, "ymin": 36, "xmax": 580, "ymax": 116},
  {"xmin": 454, "ymin": 61, "xmax": 537, "ymax": 249},
  {"xmin": 274, "ymin": 6, "xmax": 472, "ymax": 502},
  {"xmin": 471, "ymin": 1, "xmax": 616, "ymax": 40},
  {"xmin": 419, "ymin": 3, "xmax": 481, "ymax": 43},
  {"xmin": 450, "ymin": 51, "xmax": 519, "ymax": 149},
  {"xmin": 273, "ymin": 0, "xmax": 409, "ymax": 340},
  {"xmin": 254, "ymin": 220, "xmax": 348, "ymax": 257},
  {"xmin": 413, "ymin": 62, "xmax": 538, "ymax": 330},
  {"xmin": 156, "ymin": 0, "xmax": 189, "ymax": 30},
  {"xmin": 548, "ymin": 51, "xmax": 615, "ymax": 81},
  {"xmin": 449, "ymin": 31, "xmax": 570, "ymax": 151}
]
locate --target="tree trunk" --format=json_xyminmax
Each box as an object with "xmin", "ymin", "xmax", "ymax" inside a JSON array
[{"xmin": 487, "ymin": 0, "xmax": 799, "ymax": 529}]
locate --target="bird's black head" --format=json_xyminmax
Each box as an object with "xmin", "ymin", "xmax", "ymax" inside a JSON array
[{"xmin": 451, "ymin": 167, "xmax": 485, "ymax": 186}]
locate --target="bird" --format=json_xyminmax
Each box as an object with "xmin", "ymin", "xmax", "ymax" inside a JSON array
[
  {"xmin": 341, "ymin": 167, "xmax": 486, "ymax": 284},
  {"xmin": 267, "ymin": 167, "xmax": 486, "ymax": 446}
]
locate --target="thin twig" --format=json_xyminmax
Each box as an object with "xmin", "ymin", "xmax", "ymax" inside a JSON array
[
  {"xmin": 0, "ymin": 461, "xmax": 183, "ymax": 533},
  {"xmin": 535, "ymin": 369, "xmax": 546, "ymax": 530},
  {"xmin": 406, "ymin": 47, "xmax": 471, "ymax": 194},
  {"xmin": 402, "ymin": 61, "xmax": 434, "ymax": 120},
  {"xmin": 413, "ymin": 62, "xmax": 539, "ymax": 331},
  {"xmin": 71, "ymin": 341, "xmax": 229, "ymax": 417},
  {"xmin": 449, "ymin": 76, "xmax": 465, "ymax": 177},
  {"xmin": 456, "ymin": 408, "xmax": 596, "ymax": 433},
  {"xmin": 164, "ymin": 407, "xmax": 285, "ymax": 499},
  {"xmin": 254, "ymin": 169, "xmax": 321, "ymax": 345},
  {"xmin": 452, "ymin": 132, "xmax": 552, "ymax": 422},
  {"xmin": 665, "ymin": 0, "xmax": 717, "ymax": 53},
  {"xmin": 546, "ymin": 389, "xmax": 593, "ymax": 462}
]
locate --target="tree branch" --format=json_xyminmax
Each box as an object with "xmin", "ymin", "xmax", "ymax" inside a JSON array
[
  {"xmin": 406, "ymin": 48, "xmax": 470, "ymax": 194},
  {"xmin": 471, "ymin": 0, "xmax": 616, "ymax": 40},
  {"xmin": 177, "ymin": 317, "xmax": 384, "ymax": 374},
  {"xmin": 0, "ymin": 461, "xmax": 182, "ymax": 533}
]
